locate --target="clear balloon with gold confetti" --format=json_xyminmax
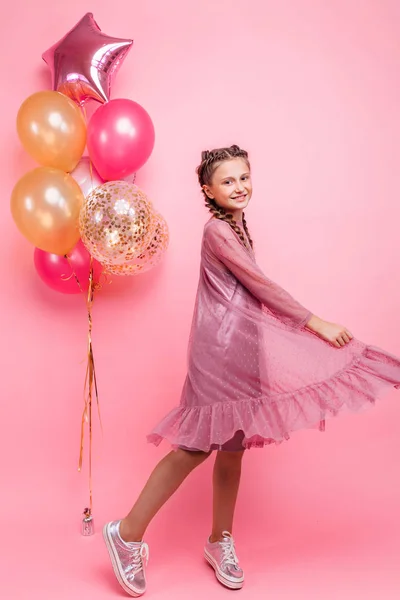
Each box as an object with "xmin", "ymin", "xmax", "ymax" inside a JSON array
[
  {"xmin": 103, "ymin": 212, "xmax": 169, "ymax": 276},
  {"xmin": 79, "ymin": 181, "xmax": 155, "ymax": 265}
]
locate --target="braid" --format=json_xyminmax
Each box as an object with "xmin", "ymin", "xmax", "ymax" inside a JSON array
[
  {"xmin": 196, "ymin": 145, "xmax": 253, "ymax": 250},
  {"xmin": 242, "ymin": 213, "xmax": 253, "ymax": 249},
  {"xmin": 204, "ymin": 197, "xmax": 249, "ymax": 248}
]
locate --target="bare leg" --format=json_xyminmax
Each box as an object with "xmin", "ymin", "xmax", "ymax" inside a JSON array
[
  {"xmin": 210, "ymin": 450, "xmax": 245, "ymax": 543},
  {"xmin": 119, "ymin": 449, "xmax": 211, "ymax": 542}
]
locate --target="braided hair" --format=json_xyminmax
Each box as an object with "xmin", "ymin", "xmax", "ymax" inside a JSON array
[{"xmin": 196, "ymin": 144, "xmax": 253, "ymax": 250}]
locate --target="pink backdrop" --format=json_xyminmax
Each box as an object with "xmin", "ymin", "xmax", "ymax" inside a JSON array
[{"xmin": 1, "ymin": 1, "xmax": 400, "ymax": 598}]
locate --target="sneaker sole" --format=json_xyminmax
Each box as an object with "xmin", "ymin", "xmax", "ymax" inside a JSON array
[
  {"xmin": 204, "ymin": 549, "xmax": 244, "ymax": 590},
  {"xmin": 103, "ymin": 524, "xmax": 145, "ymax": 597}
]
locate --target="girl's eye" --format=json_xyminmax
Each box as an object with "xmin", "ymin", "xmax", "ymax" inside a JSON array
[{"xmin": 224, "ymin": 176, "xmax": 249, "ymax": 184}]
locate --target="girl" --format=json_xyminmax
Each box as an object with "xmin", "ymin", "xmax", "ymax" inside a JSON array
[{"xmin": 103, "ymin": 145, "xmax": 400, "ymax": 596}]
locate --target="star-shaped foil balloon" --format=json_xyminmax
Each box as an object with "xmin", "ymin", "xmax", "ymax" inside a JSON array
[{"xmin": 42, "ymin": 13, "xmax": 133, "ymax": 106}]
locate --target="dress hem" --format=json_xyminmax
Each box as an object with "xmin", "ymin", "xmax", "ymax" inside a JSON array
[{"xmin": 146, "ymin": 345, "xmax": 400, "ymax": 452}]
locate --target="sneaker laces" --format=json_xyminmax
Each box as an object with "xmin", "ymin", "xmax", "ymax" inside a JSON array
[
  {"xmin": 220, "ymin": 531, "xmax": 239, "ymax": 568},
  {"xmin": 128, "ymin": 542, "xmax": 149, "ymax": 573}
]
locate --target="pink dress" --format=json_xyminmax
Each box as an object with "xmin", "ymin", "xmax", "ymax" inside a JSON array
[{"xmin": 147, "ymin": 217, "xmax": 400, "ymax": 451}]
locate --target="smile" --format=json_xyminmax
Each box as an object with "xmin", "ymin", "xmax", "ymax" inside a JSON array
[{"xmin": 232, "ymin": 194, "xmax": 247, "ymax": 201}]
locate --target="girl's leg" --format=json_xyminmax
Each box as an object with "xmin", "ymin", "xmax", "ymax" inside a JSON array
[
  {"xmin": 210, "ymin": 449, "xmax": 245, "ymax": 542},
  {"xmin": 120, "ymin": 448, "xmax": 211, "ymax": 542}
]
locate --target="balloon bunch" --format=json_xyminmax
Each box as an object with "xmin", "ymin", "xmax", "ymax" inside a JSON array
[
  {"xmin": 10, "ymin": 13, "xmax": 169, "ymax": 529},
  {"xmin": 11, "ymin": 13, "xmax": 169, "ymax": 289}
]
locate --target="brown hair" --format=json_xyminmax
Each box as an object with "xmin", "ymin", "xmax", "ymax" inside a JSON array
[{"xmin": 196, "ymin": 144, "xmax": 253, "ymax": 249}]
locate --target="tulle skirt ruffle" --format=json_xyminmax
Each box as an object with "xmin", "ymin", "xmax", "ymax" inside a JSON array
[{"xmin": 147, "ymin": 345, "xmax": 400, "ymax": 451}]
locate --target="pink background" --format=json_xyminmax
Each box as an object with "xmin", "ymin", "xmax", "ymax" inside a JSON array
[{"xmin": 1, "ymin": 1, "xmax": 400, "ymax": 598}]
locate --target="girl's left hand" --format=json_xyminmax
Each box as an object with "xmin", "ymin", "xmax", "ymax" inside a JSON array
[{"xmin": 306, "ymin": 316, "xmax": 354, "ymax": 348}]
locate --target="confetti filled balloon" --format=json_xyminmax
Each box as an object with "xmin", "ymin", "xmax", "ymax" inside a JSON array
[
  {"xmin": 79, "ymin": 182, "xmax": 154, "ymax": 265},
  {"xmin": 104, "ymin": 212, "xmax": 169, "ymax": 276}
]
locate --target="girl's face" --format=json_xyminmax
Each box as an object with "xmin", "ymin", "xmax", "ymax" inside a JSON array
[{"xmin": 203, "ymin": 158, "xmax": 252, "ymax": 220}]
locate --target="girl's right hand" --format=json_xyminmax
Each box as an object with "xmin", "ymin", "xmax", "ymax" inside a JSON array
[{"xmin": 306, "ymin": 315, "xmax": 354, "ymax": 348}]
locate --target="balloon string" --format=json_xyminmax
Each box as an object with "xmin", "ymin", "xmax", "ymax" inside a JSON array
[
  {"xmin": 63, "ymin": 254, "xmax": 84, "ymax": 292},
  {"xmin": 84, "ymin": 258, "xmax": 103, "ymax": 437},
  {"xmin": 64, "ymin": 253, "xmax": 103, "ymax": 514}
]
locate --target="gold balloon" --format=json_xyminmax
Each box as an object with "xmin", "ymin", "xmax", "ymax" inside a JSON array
[
  {"xmin": 104, "ymin": 212, "xmax": 169, "ymax": 276},
  {"xmin": 16, "ymin": 91, "xmax": 86, "ymax": 171},
  {"xmin": 79, "ymin": 182, "xmax": 154, "ymax": 265},
  {"xmin": 11, "ymin": 167, "xmax": 84, "ymax": 255}
]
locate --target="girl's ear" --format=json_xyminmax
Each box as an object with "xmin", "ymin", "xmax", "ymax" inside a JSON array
[{"xmin": 203, "ymin": 185, "xmax": 213, "ymax": 200}]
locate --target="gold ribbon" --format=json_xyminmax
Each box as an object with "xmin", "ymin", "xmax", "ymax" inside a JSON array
[
  {"xmin": 64, "ymin": 254, "xmax": 102, "ymax": 515},
  {"xmin": 70, "ymin": 106, "xmax": 103, "ymax": 516}
]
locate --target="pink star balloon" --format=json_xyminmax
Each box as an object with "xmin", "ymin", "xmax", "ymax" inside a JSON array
[{"xmin": 42, "ymin": 13, "xmax": 133, "ymax": 106}]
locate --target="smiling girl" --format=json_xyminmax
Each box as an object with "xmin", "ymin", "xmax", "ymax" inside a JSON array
[{"xmin": 103, "ymin": 144, "xmax": 400, "ymax": 597}]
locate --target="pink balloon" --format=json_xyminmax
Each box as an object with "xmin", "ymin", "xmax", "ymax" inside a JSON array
[
  {"xmin": 87, "ymin": 99, "xmax": 155, "ymax": 181},
  {"xmin": 71, "ymin": 156, "xmax": 136, "ymax": 195},
  {"xmin": 34, "ymin": 240, "xmax": 102, "ymax": 294},
  {"xmin": 42, "ymin": 13, "xmax": 133, "ymax": 106},
  {"xmin": 71, "ymin": 157, "xmax": 104, "ymax": 197}
]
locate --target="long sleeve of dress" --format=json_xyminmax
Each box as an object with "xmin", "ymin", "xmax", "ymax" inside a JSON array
[{"xmin": 206, "ymin": 220, "xmax": 313, "ymax": 329}]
